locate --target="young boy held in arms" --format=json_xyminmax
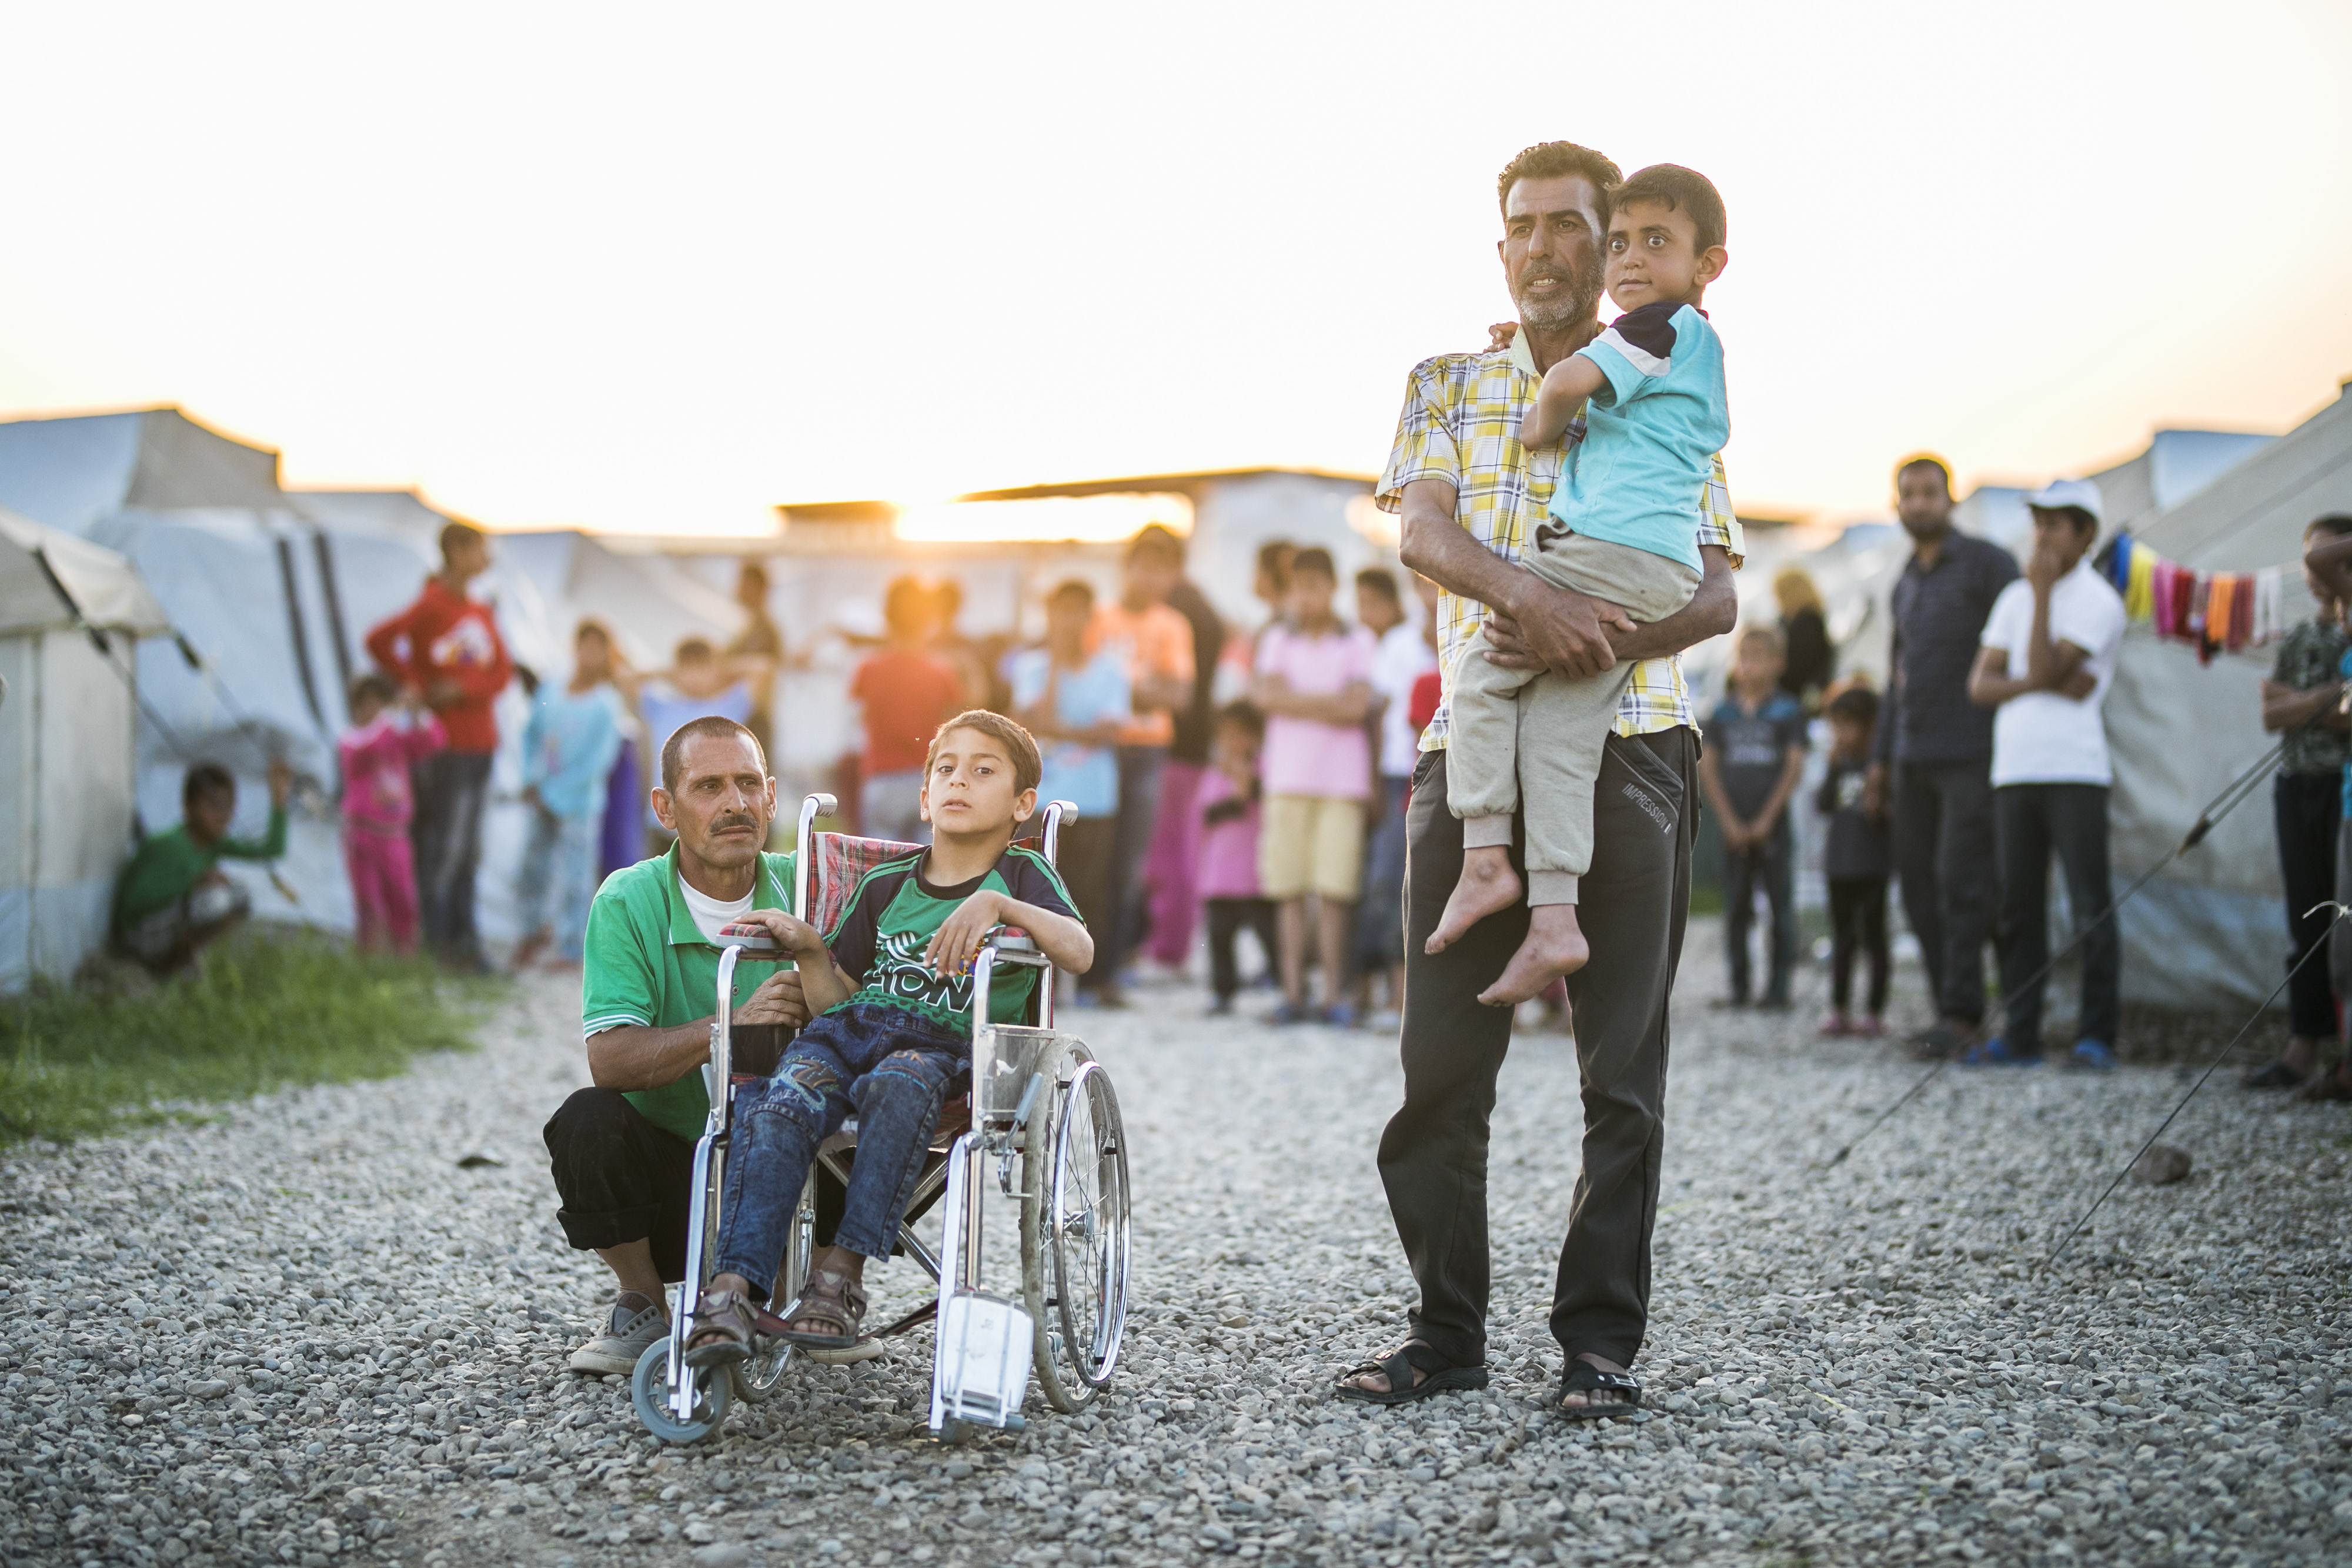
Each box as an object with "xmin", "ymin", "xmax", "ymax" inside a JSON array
[
  {"xmin": 1429, "ymin": 164, "xmax": 1732, "ymax": 1005},
  {"xmin": 685, "ymin": 711, "xmax": 1091, "ymax": 1359}
]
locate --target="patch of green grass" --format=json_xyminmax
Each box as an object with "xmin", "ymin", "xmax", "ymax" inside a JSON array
[{"xmin": 0, "ymin": 929, "xmax": 497, "ymax": 1146}]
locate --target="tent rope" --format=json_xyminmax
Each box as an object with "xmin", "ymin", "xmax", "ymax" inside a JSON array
[
  {"xmin": 2039, "ymin": 902, "xmax": 2351, "ymax": 1274},
  {"xmin": 1816, "ymin": 737, "xmax": 2285, "ymax": 1172}
]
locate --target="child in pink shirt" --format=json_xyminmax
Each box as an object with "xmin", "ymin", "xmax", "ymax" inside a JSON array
[
  {"xmin": 339, "ymin": 674, "xmax": 446, "ymax": 952},
  {"xmin": 1197, "ymin": 702, "xmax": 1275, "ymax": 1014}
]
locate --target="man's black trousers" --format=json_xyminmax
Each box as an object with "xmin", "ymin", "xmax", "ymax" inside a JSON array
[
  {"xmin": 1993, "ymin": 782, "xmax": 2119, "ymax": 1054},
  {"xmin": 1892, "ymin": 759, "xmax": 1996, "ymax": 1025},
  {"xmin": 2274, "ymin": 772, "xmax": 2342, "ymax": 1039},
  {"xmin": 1378, "ymin": 727, "xmax": 1697, "ymax": 1372},
  {"xmin": 546, "ymin": 1088, "xmax": 699, "ymax": 1283}
]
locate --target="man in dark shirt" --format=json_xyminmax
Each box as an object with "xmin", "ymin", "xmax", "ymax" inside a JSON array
[{"xmin": 1863, "ymin": 455, "xmax": 2020, "ymax": 1055}]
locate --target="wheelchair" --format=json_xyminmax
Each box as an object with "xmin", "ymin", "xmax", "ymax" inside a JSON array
[{"xmin": 631, "ymin": 792, "xmax": 1133, "ymax": 1445}]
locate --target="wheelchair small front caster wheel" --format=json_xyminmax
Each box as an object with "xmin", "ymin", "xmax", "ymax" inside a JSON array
[{"xmin": 631, "ymin": 1340, "xmax": 731, "ymax": 1444}]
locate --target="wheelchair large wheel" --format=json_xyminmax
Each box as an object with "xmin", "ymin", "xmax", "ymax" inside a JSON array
[
  {"xmin": 732, "ymin": 1175, "xmax": 814, "ymax": 1402},
  {"xmin": 631, "ymin": 1340, "xmax": 731, "ymax": 1444},
  {"xmin": 1021, "ymin": 1045, "xmax": 1131, "ymax": 1411}
]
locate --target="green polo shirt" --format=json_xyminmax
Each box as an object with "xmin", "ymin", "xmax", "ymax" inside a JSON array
[{"xmin": 581, "ymin": 845, "xmax": 797, "ymax": 1142}]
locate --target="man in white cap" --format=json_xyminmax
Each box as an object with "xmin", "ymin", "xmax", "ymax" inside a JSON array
[{"xmin": 1964, "ymin": 478, "xmax": 2127, "ymax": 1068}]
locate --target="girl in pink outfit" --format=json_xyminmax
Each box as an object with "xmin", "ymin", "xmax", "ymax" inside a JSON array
[
  {"xmin": 1197, "ymin": 701, "xmax": 1275, "ymax": 1014},
  {"xmin": 339, "ymin": 674, "xmax": 446, "ymax": 952}
]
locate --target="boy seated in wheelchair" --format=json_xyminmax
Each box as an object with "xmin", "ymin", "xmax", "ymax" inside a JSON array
[{"xmin": 686, "ymin": 709, "xmax": 1093, "ymax": 1363}]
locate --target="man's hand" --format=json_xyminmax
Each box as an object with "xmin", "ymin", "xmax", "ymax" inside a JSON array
[
  {"xmin": 1484, "ymin": 589, "xmax": 1633, "ymax": 680},
  {"xmin": 1486, "ymin": 322, "xmax": 1519, "ymax": 353},
  {"xmin": 266, "ymin": 758, "xmax": 294, "ymax": 808},
  {"xmin": 425, "ymin": 677, "xmax": 466, "ymax": 710},
  {"xmin": 729, "ymin": 908, "xmax": 830, "ymax": 965},
  {"xmin": 734, "ymin": 968, "xmax": 810, "ymax": 1029},
  {"xmin": 2026, "ymin": 539, "xmax": 2064, "ymax": 594},
  {"xmin": 2058, "ymin": 667, "xmax": 2097, "ymax": 701},
  {"xmin": 924, "ymin": 890, "xmax": 1007, "ymax": 979},
  {"xmin": 1862, "ymin": 762, "xmax": 1889, "ymax": 823}
]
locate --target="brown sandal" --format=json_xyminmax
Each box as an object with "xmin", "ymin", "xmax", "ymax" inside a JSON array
[
  {"xmin": 780, "ymin": 1267, "xmax": 867, "ymax": 1350},
  {"xmin": 683, "ymin": 1287, "xmax": 759, "ymax": 1367},
  {"xmin": 2294, "ymin": 1064, "xmax": 2352, "ymax": 1103}
]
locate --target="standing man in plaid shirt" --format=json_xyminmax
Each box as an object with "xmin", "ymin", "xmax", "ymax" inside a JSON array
[{"xmin": 1335, "ymin": 142, "xmax": 1740, "ymax": 1416}]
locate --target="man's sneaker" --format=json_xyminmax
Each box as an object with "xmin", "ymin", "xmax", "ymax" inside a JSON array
[
  {"xmin": 1958, "ymin": 1037, "xmax": 2042, "ymax": 1068},
  {"xmin": 2069, "ymin": 1038, "xmax": 2119, "ymax": 1071},
  {"xmin": 569, "ymin": 1292, "xmax": 668, "ymax": 1376}
]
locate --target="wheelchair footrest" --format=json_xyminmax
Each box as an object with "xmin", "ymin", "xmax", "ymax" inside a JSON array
[{"xmin": 932, "ymin": 1290, "xmax": 1033, "ymax": 1431}]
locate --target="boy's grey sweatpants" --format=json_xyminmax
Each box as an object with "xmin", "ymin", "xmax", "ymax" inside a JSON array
[{"xmin": 1447, "ymin": 530, "xmax": 1700, "ymax": 905}]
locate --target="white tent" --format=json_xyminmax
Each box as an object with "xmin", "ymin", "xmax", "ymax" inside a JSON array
[
  {"xmin": 0, "ymin": 408, "xmax": 434, "ymax": 937},
  {"xmin": 2100, "ymin": 388, "xmax": 2352, "ymax": 1009},
  {"xmin": 0, "ymin": 507, "xmax": 173, "ymax": 989}
]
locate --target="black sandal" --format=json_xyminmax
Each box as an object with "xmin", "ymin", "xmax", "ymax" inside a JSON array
[
  {"xmin": 1334, "ymin": 1340, "xmax": 1489, "ymax": 1406},
  {"xmin": 2241, "ymin": 1061, "xmax": 2305, "ymax": 1089},
  {"xmin": 779, "ymin": 1267, "xmax": 867, "ymax": 1350},
  {"xmin": 1556, "ymin": 1360, "xmax": 1642, "ymax": 1419}
]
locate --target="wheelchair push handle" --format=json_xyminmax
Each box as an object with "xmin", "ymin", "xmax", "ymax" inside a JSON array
[{"xmin": 717, "ymin": 922, "xmax": 784, "ymax": 955}]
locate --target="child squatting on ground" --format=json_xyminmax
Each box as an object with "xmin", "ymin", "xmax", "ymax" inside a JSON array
[
  {"xmin": 683, "ymin": 710, "xmax": 1092, "ymax": 1362},
  {"xmin": 1428, "ymin": 163, "xmax": 1732, "ymax": 1006}
]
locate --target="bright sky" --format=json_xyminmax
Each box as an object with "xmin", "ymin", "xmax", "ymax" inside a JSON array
[{"xmin": 2, "ymin": 1, "xmax": 2347, "ymax": 536}]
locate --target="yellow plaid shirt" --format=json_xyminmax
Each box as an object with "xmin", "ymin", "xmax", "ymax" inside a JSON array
[{"xmin": 1374, "ymin": 329, "xmax": 1743, "ymax": 750}]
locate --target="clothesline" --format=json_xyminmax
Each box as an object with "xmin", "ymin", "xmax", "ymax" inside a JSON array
[{"xmin": 2095, "ymin": 529, "xmax": 2298, "ymax": 665}]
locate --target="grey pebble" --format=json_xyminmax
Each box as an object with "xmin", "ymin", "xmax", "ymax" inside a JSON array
[{"xmin": 1, "ymin": 927, "xmax": 2347, "ymax": 1568}]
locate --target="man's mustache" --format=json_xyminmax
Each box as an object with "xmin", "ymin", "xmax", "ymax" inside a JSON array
[{"xmin": 710, "ymin": 814, "xmax": 760, "ymax": 833}]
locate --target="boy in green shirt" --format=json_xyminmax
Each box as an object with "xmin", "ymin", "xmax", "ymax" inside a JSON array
[
  {"xmin": 685, "ymin": 710, "xmax": 1092, "ymax": 1362},
  {"xmin": 113, "ymin": 759, "xmax": 293, "ymax": 972}
]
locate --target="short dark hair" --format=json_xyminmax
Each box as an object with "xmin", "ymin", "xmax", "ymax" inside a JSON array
[
  {"xmin": 1896, "ymin": 453, "xmax": 1954, "ymax": 494},
  {"xmin": 1047, "ymin": 578, "xmax": 1095, "ymax": 611},
  {"xmin": 1355, "ymin": 566, "xmax": 1401, "ymax": 604},
  {"xmin": 1827, "ymin": 686, "xmax": 1880, "ymax": 727},
  {"xmin": 1256, "ymin": 540, "xmax": 1295, "ymax": 593},
  {"xmin": 437, "ymin": 520, "xmax": 485, "ymax": 563},
  {"xmin": 1290, "ymin": 546, "xmax": 1336, "ymax": 581},
  {"xmin": 1606, "ymin": 163, "xmax": 1726, "ymax": 254},
  {"xmin": 925, "ymin": 710, "xmax": 1043, "ymax": 797},
  {"xmin": 674, "ymin": 636, "xmax": 715, "ymax": 664},
  {"xmin": 183, "ymin": 762, "xmax": 235, "ymax": 810},
  {"xmin": 661, "ymin": 716, "xmax": 767, "ymax": 793},
  {"xmin": 1128, "ymin": 524, "xmax": 1185, "ymax": 567},
  {"xmin": 1496, "ymin": 141, "xmax": 1623, "ymax": 218},
  {"xmin": 2307, "ymin": 514, "xmax": 2352, "ymax": 540},
  {"xmin": 737, "ymin": 559, "xmax": 770, "ymax": 592},
  {"xmin": 1215, "ymin": 699, "xmax": 1265, "ymax": 740},
  {"xmin": 349, "ymin": 673, "xmax": 397, "ymax": 712},
  {"xmin": 574, "ymin": 617, "xmax": 611, "ymax": 646}
]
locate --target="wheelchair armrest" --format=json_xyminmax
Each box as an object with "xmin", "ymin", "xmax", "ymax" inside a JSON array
[{"xmin": 989, "ymin": 927, "xmax": 1038, "ymax": 954}]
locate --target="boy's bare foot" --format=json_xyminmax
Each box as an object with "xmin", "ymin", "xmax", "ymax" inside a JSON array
[
  {"xmin": 1426, "ymin": 848, "xmax": 1521, "ymax": 955},
  {"xmin": 1477, "ymin": 904, "xmax": 1588, "ymax": 1007}
]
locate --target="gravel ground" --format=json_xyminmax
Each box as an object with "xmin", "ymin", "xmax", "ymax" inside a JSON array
[{"xmin": 5, "ymin": 921, "xmax": 2350, "ymax": 1568}]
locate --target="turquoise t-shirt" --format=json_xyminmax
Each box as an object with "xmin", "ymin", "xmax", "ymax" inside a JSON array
[
  {"xmin": 1544, "ymin": 300, "xmax": 1728, "ymax": 573},
  {"xmin": 824, "ymin": 845, "xmax": 1081, "ymax": 1038},
  {"xmin": 1005, "ymin": 646, "xmax": 1130, "ymax": 818}
]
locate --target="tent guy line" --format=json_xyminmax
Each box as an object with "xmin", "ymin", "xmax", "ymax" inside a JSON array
[{"xmin": 1815, "ymin": 736, "xmax": 2286, "ymax": 1174}]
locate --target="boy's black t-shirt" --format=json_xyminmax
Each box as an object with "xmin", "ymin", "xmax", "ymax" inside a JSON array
[
  {"xmin": 824, "ymin": 844, "xmax": 1080, "ymax": 1037},
  {"xmin": 1707, "ymin": 691, "xmax": 1809, "ymax": 823},
  {"xmin": 1816, "ymin": 753, "xmax": 1892, "ymax": 881}
]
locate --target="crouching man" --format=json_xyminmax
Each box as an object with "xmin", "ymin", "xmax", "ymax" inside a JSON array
[
  {"xmin": 544, "ymin": 716, "xmax": 808, "ymax": 1375},
  {"xmin": 683, "ymin": 711, "xmax": 1090, "ymax": 1361}
]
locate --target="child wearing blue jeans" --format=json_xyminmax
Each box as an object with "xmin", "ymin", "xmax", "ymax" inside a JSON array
[
  {"xmin": 1427, "ymin": 164, "xmax": 1732, "ymax": 1007},
  {"xmin": 684, "ymin": 710, "xmax": 1092, "ymax": 1360}
]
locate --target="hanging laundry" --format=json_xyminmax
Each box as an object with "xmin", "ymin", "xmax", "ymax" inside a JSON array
[
  {"xmin": 2251, "ymin": 567, "xmax": 2284, "ymax": 646},
  {"xmin": 2125, "ymin": 542, "xmax": 2156, "ymax": 622}
]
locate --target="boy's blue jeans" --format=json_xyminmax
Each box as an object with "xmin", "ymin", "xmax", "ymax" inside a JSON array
[{"xmin": 713, "ymin": 1002, "xmax": 968, "ymax": 1295}]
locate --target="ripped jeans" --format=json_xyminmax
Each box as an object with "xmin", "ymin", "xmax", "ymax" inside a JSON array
[{"xmin": 713, "ymin": 1003, "xmax": 969, "ymax": 1292}]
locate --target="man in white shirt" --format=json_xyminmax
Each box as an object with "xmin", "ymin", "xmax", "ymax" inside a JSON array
[
  {"xmin": 1965, "ymin": 479, "xmax": 2129, "ymax": 1069},
  {"xmin": 1355, "ymin": 568, "xmax": 1439, "ymax": 1022}
]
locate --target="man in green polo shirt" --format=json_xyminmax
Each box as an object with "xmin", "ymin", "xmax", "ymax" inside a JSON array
[{"xmin": 543, "ymin": 716, "xmax": 810, "ymax": 1376}]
